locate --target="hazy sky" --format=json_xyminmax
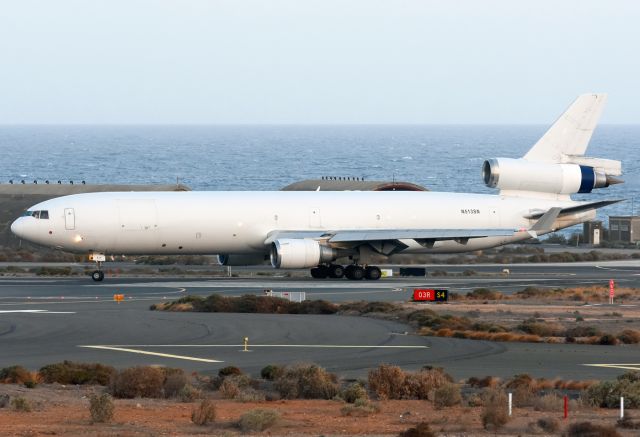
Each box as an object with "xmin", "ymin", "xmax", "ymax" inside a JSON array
[{"xmin": 1, "ymin": 1, "xmax": 639, "ymax": 124}]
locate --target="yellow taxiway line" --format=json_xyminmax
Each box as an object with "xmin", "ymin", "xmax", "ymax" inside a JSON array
[{"xmin": 79, "ymin": 345, "xmax": 223, "ymax": 363}]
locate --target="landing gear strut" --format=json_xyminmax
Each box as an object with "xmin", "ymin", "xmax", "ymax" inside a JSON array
[
  {"xmin": 89, "ymin": 253, "xmax": 106, "ymax": 282},
  {"xmin": 309, "ymin": 264, "xmax": 381, "ymax": 280}
]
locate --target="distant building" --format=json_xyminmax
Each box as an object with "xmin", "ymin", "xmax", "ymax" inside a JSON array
[
  {"xmin": 608, "ymin": 216, "xmax": 640, "ymax": 243},
  {"xmin": 583, "ymin": 220, "xmax": 604, "ymax": 245}
]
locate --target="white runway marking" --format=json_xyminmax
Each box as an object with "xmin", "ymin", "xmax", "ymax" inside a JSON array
[
  {"xmin": 583, "ymin": 363, "xmax": 640, "ymax": 371},
  {"xmin": 0, "ymin": 309, "xmax": 75, "ymax": 314},
  {"xmin": 79, "ymin": 346, "xmax": 223, "ymax": 363},
  {"xmin": 86, "ymin": 344, "xmax": 429, "ymax": 349}
]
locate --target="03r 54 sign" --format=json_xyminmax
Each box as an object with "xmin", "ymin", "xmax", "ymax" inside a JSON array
[{"xmin": 413, "ymin": 289, "xmax": 448, "ymax": 302}]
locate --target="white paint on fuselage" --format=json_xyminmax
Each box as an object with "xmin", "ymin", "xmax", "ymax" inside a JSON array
[{"xmin": 11, "ymin": 191, "xmax": 591, "ymax": 259}]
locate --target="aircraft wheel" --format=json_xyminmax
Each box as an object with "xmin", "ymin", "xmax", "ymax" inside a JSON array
[
  {"xmin": 328, "ymin": 264, "xmax": 344, "ymax": 279},
  {"xmin": 310, "ymin": 266, "xmax": 329, "ymax": 279},
  {"xmin": 347, "ymin": 265, "xmax": 365, "ymax": 280},
  {"xmin": 91, "ymin": 270, "xmax": 105, "ymax": 282},
  {"xmin": 365, "ymin": 266, "xmax": 382, "ymax": 280}
]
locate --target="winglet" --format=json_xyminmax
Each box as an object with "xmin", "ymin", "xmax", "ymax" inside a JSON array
[{"xmin": 528, "ymin": 207, "xmax": 562, "ymax": 238}]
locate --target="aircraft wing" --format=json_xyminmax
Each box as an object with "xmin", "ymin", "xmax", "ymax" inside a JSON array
[{"xmin": 265, "ymin": 228, "xmax": 514, "ymax": 245}]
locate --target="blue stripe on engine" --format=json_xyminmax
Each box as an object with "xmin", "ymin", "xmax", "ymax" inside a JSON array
[{"xmin": 579, "ymin": 166, "xmax": 595, "ymax": 193}]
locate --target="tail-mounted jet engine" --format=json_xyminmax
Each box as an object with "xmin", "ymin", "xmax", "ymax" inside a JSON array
[
  {"xmin": 270, "ymin": 239, "xmax": 338, "ymax": 268},
  {"xmin": 482, "ymin": 158, "xmax": 622, "ymax": 195}
]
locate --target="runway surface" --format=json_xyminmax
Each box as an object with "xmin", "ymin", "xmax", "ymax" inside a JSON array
[{"xmin": 1, "ymin": 260, "xmax": 639, "ymax": 380}]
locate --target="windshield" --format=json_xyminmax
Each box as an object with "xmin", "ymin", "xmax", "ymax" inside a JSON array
[{"xmin": 21, "ymin": 210, "xmax": 49, "ymax": 219}]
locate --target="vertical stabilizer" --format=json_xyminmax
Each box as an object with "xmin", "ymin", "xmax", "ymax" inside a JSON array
[{"xmin": 524, "ymin": 93, "xmax": 607, "ymax": 163}]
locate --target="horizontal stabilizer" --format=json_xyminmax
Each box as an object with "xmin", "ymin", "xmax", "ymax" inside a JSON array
[{"xmin": 525, "ymin": 199, "xmax": 624, "ymax": 220}]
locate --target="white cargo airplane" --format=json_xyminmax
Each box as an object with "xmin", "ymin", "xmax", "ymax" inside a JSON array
[{"xmin": 11, "ymin": 94, "xmax": 623, "ymax": 282}]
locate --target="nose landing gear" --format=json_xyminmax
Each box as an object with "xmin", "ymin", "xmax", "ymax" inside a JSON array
[{"xmin": 89, "ymin": 253, "xmax": 106, "ymax": 282}]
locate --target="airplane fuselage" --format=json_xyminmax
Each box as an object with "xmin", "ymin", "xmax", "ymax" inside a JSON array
[{"xmin": 11, "ymin": 190, "xmax": 593, "ymax": 257}]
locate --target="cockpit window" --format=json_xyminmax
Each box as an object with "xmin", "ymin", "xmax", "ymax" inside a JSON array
[{"xmin": 21, "ymin": 210, "xmax": 49, "ymax": 219}]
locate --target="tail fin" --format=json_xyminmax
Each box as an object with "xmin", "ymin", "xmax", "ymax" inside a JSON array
[{"xmin": 524, "ymin": 93, "xmax": 607, "ymax": 163}]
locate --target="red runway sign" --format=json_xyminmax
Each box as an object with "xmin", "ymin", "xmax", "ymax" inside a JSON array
[{"xmin": 413, "ymin": 289, "xmax": 448, "ymax": 302}]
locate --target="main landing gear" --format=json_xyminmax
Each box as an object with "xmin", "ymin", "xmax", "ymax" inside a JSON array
[
  {"xmin": 89, "ymin": 253, "xmax": 106, "ymax": 282},
  {"xmin": 310, "ymin": 264, "xmax": 381, "ymax": 280}
]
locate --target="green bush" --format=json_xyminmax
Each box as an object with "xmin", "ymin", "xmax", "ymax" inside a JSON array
[
  {"xmin": 274, "ymin": 364, "xmax": 339, "ymax": 399},
  {"xmin": 583, "ymin": 372, "xmax": 640, "ymax": 408},
  {"xmin": 341, "ymin": 382, "xmax": 368, "ymax": 403},
  {"xmin": 434, "ymin": 383, "xmax": 461, "ymax": 408},
  {"xmin": 39, "ymin": 361, "xmax": 116, "ymax": 385},
  {"xmin": 260, "ymin": 364, "xmax": 283, "ymax": 381},
  {"xmin": 191, "ymin": 398, "xmax": 216, "ymax": 426},
  {"xmin": 238, "ymin": 409, "xmax": 279, "ymax": 432},
  {"xmin": 89, "ymin": 393, "xmax": 114, "ymax": 423},
  {"xmin": 218, "ymin": 366, "xmax": 242, "ymax": 378}
]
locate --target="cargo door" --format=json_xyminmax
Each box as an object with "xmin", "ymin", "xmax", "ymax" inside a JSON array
[{"xmin": 64, "ymin": 208, "xmax": 75, "ymax": 230}]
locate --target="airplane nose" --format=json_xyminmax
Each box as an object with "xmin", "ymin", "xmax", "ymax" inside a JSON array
[{"xmin": 11, "ymin": 218, "xmax": 26, "ymax": 239}]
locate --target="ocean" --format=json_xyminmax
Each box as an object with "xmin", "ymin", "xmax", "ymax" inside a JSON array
[{"xmin": 0, "ymin": 125, "xmax": 637, "ymax": 226}]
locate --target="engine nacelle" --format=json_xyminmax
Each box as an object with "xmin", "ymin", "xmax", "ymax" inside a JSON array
[
  {"xmin": 270, "ymin": 239, "xmax": 337, "ymax": 269},
  {"xmin": 482, "ymin": 158, "xmax": 613, "ymax": 194},
  {"xmin": 217, "ymin": 254, "xmax": 269, "ymax": 266}
]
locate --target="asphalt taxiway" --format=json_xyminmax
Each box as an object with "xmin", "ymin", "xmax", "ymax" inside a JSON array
[{"xmin": 1, "ymin": 260, "xmax": 639, "ymax": 380}]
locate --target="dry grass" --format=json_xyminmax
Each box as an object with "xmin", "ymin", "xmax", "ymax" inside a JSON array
[{"xmin": 191, "ymin": 398, "xmax": 216, "ymax": 426}]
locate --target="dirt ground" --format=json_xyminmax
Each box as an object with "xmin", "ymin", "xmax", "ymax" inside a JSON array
[{"xmin": 0, "ymin": 384, "xmax": 636, "ymax": 436}]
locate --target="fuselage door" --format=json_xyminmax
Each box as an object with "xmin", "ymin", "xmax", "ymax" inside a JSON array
[{"xmin": 64, "ymin": 208, "xmax": 75, "ymax": 230}]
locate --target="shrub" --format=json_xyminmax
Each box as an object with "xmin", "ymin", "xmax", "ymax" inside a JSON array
[
  {"xmin": 191, "ymin": 398, "xmax": 216, "ymax": 426},
  {"xmin": 565, "ymin": 421, "xmax": 621, "ymax": 437},
  {"xmin": 236, "ymin": 388, "xmax": 266, "ymax": 402},
  {"xmin": 518, "ymin": 320, "xmax": 564, "ymax": 337},
  {"xmin": 368, "ymin": 364, "xmax": 407, "ymax": 400},
  {"xmin": 340, "ymin": 398, "xmax": 380, "ymax": 416},
  {"xmin": 481, "ymin": 389, "xmax": 509, "ymax": 431},
  {"xmin": 617, "ymin": 329, "xmax": 640, "ymax": 344},
  {"xmin": 466, "ymin": 288, "xmax": 502, "ymax": 300},
  {"xmin": 89, "ymin": 393, "xmax": 114, "ymax": 423},
  {"xmin": 11, "ymin": 396, "xmax": 32, "ymax": 412},
  {"xmin": 178, "ymin": 384, "xmax": 201, "ymax": 402},
  {"xmin": 163, "ymin": 370, "xmax": 188, "ymax": 398},
  {"xmin": 39, "ymin": 361, "xmax": 116, "ymax": 385},
  {"xmin": 341, "ymin": 382, "xmax": 368, "ymax": 403},
  {"xmin": 583, "ymin": 372, "xmax": 640, "ymax": 408},
  {"xmin": 218, "ymin": 366, "xmax": 242, "ymax": 378},
  {"xmin": 260, "ymin": 364, "xmax": 283, "ymax": 381},
  {"xmin": 219, "ymin": 375, "xmax": 253, "ymax": 399},
  {"xmin": 398, "ymin": 422, "xmax": 435, "ymax": 437},
  {"xmin": 599, "ymin": 334, "xmax": 619, "ymax": 345},
  {"xmin": 238, "ymin": 409, "xmax": 279, "ymax": 432},
  {"xmin": 24, "ymin": 380, "xmax": 37, "ymax": 389},
  {"xmin": 0, "ymin": 393, "xmax": 9, "ymax": 408},
  {"xmin": 537, "ymin": 417, "xmax": 560, "ymax": 433},
  {"xmin": 109, "ymin": 366, "xmax": 165, "ymax": 398},
  {"xmin": 434, "ymin": 383, "xmax": 461, "ymax": 408},
  {"xmin": 274, "ymin": 364, "xmax": 339, "ymax": 399},
  {"xmin": 0, "ymin": 365, "xmax": 34, "ymax": 384},
  {"xmin": 468, "ymin": 376, "xmax": 500, "ymax": 388},
  {"xmin": 533, "ymin": 393, "xmax": 563, "ymax": 411},
  {"xmin": 565, "ymin": 326, "xmax": 602, "ymax": 338}
]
